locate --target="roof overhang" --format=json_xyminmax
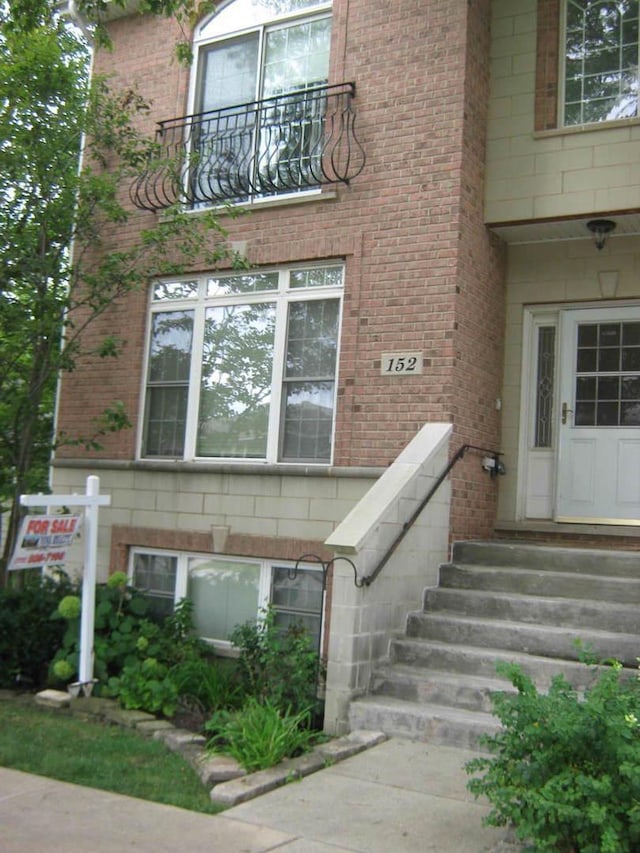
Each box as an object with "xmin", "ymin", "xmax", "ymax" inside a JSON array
[{"xmin": 488, "ymin": 212, "xmax": 640, "ymax": 245}]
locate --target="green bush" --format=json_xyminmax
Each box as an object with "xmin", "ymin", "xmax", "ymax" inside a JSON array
[
  {"xmin": 0, "ymin": 571, "xmax": 77, "ymax": 689},
  {"xmin": 466, "ymin": 660, "xmax": 640, "ymax": 853},
  {"xmin": 104, "ymin": 599, "xmax": 209, "ymax": 716},
  {"xmin": 230, "ymin": 606, "xmax": 321, "ymax": 718},
  {"xmin": 52, "ymin": 580, "xmax": 209, "ymax": 717},
  {"xmin": 205, "ymin": 698, "xmax": 320, "ymax": 772},
  {"xmin": 50, "ymin": 573, "xmax": 155, "ymax": 686},
  {"xmin": 109, "ymin": 656, "xmax": 179, "ymax": 717}
]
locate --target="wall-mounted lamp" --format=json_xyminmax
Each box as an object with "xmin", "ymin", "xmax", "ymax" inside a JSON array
[{"xmin": 587, "ymin": 219, "xmax": 616, "ymax": 250}]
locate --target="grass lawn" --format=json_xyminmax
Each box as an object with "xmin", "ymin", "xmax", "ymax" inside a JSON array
[{"xmin": 0, "ymin": 699, "xmax": 223, "ymax": 814}]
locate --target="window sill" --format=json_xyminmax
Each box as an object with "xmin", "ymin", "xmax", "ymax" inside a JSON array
[
  {"xmin": 176, "ymin": 187, "xmax": 338, "ymax": 219},
  {"xmin": 534, "ymin": 115, "xmax": 640, "ymax": 140},
  {"xmin": 53, "ymin": 456, "xmax": 384, "ymax": 479}
]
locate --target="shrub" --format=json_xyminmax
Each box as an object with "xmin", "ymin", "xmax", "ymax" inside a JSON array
[
  {"xmin": 105, "ymin": 598, "xmax": 211, "ymax": 716},
  {"xmin": 230, "ymin": 606, "xmax": 321, "ymax": 718},
  {"xmin": 0, "ymin": 571, "xmax": 77, "ymax": 689},
  {"xmin": 50, "ymin": 575, "xmax": 154, "ymax": 686},
  {"xmin": 205, "ymin": 698, "xmax": 320, "ymax": 772},
  {"xmin": 109, "ymin": 656, "xmax": 179, "ymax": 717},
  {"xmin": 51, "ymin": 579, "xmax": 208, "ymax": 709},
  {"xmin": 466, "ymin": 660, "xmax": 640, "ymax": 853}
]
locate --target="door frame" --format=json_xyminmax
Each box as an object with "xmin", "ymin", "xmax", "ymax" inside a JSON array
[{"xmin": 517, "ymin": 300, "xmax": 640, "ymax": 522}]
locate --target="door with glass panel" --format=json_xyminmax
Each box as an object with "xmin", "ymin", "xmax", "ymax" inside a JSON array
[{"xmin": 556, "ymin": 305, "xmax": 640, "ymax": 522}]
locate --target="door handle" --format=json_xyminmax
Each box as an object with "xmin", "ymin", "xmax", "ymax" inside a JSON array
[{"xmin": 561, "ymin": 401, "xmax": 573, "ymax": 425}]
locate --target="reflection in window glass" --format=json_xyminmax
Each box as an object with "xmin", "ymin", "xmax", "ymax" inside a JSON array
[
  {"xmin": 574, "ymin": 319, "xmax": 640, "ymax": 426},
  {"xmin": 281, "ymin": 299, "xmax": 338, "ymax": 460},
  {"xmin": 194, "ymin": 0, "xmax": 331, "ymax": 203},
  {"xmin": 130, "ymin": 550, "xmax": 324, "ymax": 649},
  {"xmin": 152, "ymin": 281, "xmax": 199, "ymax": 301},
  {"xmin": 290, "ymin": 266, "xmax": 343, "ymax": 289},
  {"xmin": 201, "ymin": 0, "xmax": 329, "ymax": 41},
  {"xmin": 271, "ymin": 565, "xmax": 323, "ymax": 648},
  {"xmin": 143, "ymin": 265, "xmax": 342, "ymax": 462},
  {"xmin": 207, "ymin": 273, "xmax": 279, "ymax": 296},
  {"xmin": 197, "ymin": 303, "xmax": 276, "ymax": 458},
  {"xmin": 564, "ymin": 0, "xmax": 640, "ymax": 126},
  {"xmin": 144, "ymin": 311, "xmax": 194, "ymax": 456},
  {"xmin": 188, "ymin": 558, "xmax": 260, "ymax": 642},
  {"xmin": 132, "ymin": 553, "xmax": 177, "ymax": 619}
]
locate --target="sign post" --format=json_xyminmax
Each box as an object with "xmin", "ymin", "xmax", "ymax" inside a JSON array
[{"xmin": 20, "ymin": 475, "xmax": 111, "ymax": 692}]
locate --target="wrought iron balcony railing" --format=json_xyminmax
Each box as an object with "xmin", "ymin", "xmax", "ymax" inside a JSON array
[{"xmin": 130, "ymin": 82, "xmax": 365, "ymax": 212}]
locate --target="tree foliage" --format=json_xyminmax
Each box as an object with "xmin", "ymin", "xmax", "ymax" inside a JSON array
[{"xmin": 0, "ymin": 0, "xmax": 237, "ymax": 583}]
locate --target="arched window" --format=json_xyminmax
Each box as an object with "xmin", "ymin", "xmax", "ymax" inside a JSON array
[
  {"xmin": 129, "ymin": 0, "xmax": 364, "ymax": 211},
  {"xmin": 189, "ymin": 0, "xmax": 332, "ymax": 203},
  {"xmin": 194, "ymin": 0, "xmax": 332, "ymax": 110}
]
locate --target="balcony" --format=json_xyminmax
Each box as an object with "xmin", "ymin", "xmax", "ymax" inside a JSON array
[{"xmin": 130, "ymin": 83, "xmax": 365, "ymax": 212}]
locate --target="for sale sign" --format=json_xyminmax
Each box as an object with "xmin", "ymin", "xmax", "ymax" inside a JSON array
[{"xmin": 8, "ymin": 514, "xmax": 82, "ymax": 571}]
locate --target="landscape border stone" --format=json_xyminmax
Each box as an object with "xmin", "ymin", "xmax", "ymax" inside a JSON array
[{"xmin": 16, "ymin": 690, "xmax": 388, "ymax": 808}]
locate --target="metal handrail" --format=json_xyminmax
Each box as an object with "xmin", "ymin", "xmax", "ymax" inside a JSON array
[
  {"xmin": 360, "ymin": 444, "xmax": 503, "ymax": 587},
  {"xmin": 298, "ymin": 443, "xmax": 503, "ymax": 588}
]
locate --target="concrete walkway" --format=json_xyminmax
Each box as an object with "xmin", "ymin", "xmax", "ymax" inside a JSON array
[{"xmin": 0, "ymin": 739, "xmax": 519, "ymax": 852}]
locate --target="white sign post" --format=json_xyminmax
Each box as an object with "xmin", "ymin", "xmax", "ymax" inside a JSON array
[{"xmin": 20, "ymin": 475, "xmax": 111, "ymax": 692}]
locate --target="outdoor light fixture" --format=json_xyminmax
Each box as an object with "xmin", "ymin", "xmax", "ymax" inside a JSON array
[{"xmin": 586, "ymin": 219, "xmax": 616, "ymax": 250}]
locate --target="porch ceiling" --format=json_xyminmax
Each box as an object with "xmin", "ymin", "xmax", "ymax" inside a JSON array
[{"xmin": 488, "ymin": 212, "xmax": 640, "ymax": 245}]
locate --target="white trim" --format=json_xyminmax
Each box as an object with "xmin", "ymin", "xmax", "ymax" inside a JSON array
[
  {"xmin": 139, "ymin": 262, "xmax": 344, "ymax": 466},
  {"xmin": 517, "ymin": 299, "xmax": 640, "ymax": 521},
  {"xmin": 518, "ymin": 308, "xmax": 560, "ymax": 520},
  {"xmin": 559, "ymin": 0, "xmax": 640, "ymax": 128},
  {"xmin": 128, "ymin": 547, "xmax": 324, "ymax": 650}
]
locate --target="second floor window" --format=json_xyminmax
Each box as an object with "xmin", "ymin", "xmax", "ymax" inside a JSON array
[
  {"xmin": 141, "ymin": 264, "xmax": 343, "ymax": 464},
  {"xmin": 191, "ymin": 0, "xmax": 331, "ymax": 202},
  {"xmin": 564, "ymin": 0, "xmax": 639, "ymax": 125}
]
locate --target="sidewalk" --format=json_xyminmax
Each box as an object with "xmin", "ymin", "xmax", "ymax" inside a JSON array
[{"xmin": 0, "ymin": 739, "xmax": 519, "ymax": 852}]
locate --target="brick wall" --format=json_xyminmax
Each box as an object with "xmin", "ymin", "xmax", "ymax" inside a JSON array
[
  {"xmin": 535, "ymin": 0, "xmax": 559, "ymax": 131},
  {"xmin": 450, "ymin": 0, "xmax": 506, "ymax": 540},
  {"xmin": 55, "ymin": 0, "xmax": 506, "ymax": 540}
]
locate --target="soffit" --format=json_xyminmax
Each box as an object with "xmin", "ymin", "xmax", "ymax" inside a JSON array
[{"xmin": 489, "ymin": 213, "xmax": 640, "ymax": 245}]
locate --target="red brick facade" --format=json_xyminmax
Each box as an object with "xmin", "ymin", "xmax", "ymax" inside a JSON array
[
  {"xmin": 535, "ymin": 0, "xmax": 560, "ymax": 132},
  {"xmin": 55, "ymin": 0, "xmax": 506, "ymax": 543}
]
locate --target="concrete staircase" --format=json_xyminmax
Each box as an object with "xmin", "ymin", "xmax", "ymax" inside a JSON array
[{"xmin": 348, "ymin": 541, "xmax": 640, "ymax": 748}]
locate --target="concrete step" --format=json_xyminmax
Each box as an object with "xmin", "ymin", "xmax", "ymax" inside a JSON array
[
  {"xmin": 389, "ymin": 637, "xmax": 632, "ymax": 688},
  {"xmin": 404, "ymin": 611, "xmax": 638, "ymax": 666},
  {"xmin": 348, "ymin": 540, "xmax": 640, "ymax": 749},
  {"xmin": 451, "ymin": 540, "xmax": 640, "ymax": 577},
  {"xmin": 421, "ymin": 586, "xmax": 640, "ymax": 634},
  {"xmin": 348, "ymin": 695, "xmax": 500, "ymax": 750},
  {"xmin": 370, "ymin": 663, "xmax": 512, "ymax": 713},
  {"xmin": 439, "ymin": 563, "xmax": 640, "ymax": 604}
]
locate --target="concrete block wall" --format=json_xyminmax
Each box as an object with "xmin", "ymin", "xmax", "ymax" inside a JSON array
[
  {"xmin": 323, "ymin": 423, "xmax": 452, "ymax": 733},
  {"xmin": 51, "ymin": 465, "xmax": 377, "ymax": 580},
  {"xmin": 486, "ymin": 0, "xmax": 640, "ymax": 224}
]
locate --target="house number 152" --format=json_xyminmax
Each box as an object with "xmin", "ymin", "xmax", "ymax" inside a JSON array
[{"xmin": 380, "ymin": 352, "xmax": 423, "ymax": 375}]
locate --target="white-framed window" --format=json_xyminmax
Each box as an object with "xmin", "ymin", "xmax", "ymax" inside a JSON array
[
  {"xmin": 129, "ymin": 549, "xmax": 324, "ymax": 648},
  {"xmin": 563, "ymin": 0, "xmax": 639, "ymax": 126},
  {"xmin": 189, "ymin": 0, "xmax": 332, "ymax": 202},
  {"xmin": 141, "ymin": 264, "xmax": 343, "ymax": 464}
]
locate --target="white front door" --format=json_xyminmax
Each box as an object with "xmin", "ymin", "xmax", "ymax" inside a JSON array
[{"xmin": 556, "ymin": 305, "xmax": 640, "ymax": 523}]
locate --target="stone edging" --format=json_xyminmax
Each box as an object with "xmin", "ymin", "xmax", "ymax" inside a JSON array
[{"xmin": 31, "ymin": 690, "xmax": 387, "ymax": 807}]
